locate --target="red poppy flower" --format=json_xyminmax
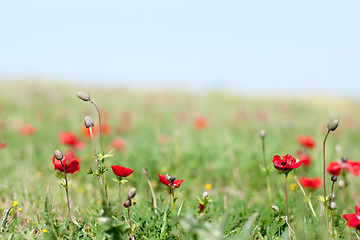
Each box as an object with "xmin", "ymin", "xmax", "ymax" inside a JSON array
[
  {"xmin": 59, "ymin": 131, "xmax": 85, "ymax": 149},
  {"xmin": 297, "ymin": 151, "xmax": 311, "ymax": 166},
  {"xmin": 273, "ymin": 154, "xmax": 302, "ymax": 173},
  {"xmin": 158, "ymin": 174, "xmax": 184, "ymax": 188},
  {"xmin": 0, "ymin": 142, "xmax": 7, "ymax": 149},
  {"xmin": 199, "ymin": 203, "xmax": 205, "ymax": 212},
  {"xmin": 82, "ymin": 123, "xmax": 111, "ymax": 138},
  {"xmin": 111, "ymin": 137, "xmax": 127, "ymax": 151},
  {"xmin": 297, "ymin": 135, "xmax": 315, "ymax": 148},
  {"xmin": 343, "ymin": 206, "xmax": 360, "ymax": 228},
  {"xmin": 193, "ymin": 117, "xmax": 207, "ymax": 130},
  {"xmin": 327, "ymin": 160, "xmax": 360, "ymax": 176},
  {"xmin": 111, "ymin": 165, "xmax": 134, "ymax": 177},
  {"xmin": 52, "ymin": 151, "xmax": 80, "ymax": 174},
  {"xmin": 299, "ymin": 177, "xmax": 321, "ymax": 190},
  {"xmin": 20, "ymin": 124, "xmax": 36, "ymax": 135}
]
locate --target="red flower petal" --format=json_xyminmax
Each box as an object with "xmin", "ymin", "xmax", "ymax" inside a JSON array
[
  {"xmin": 326, "ymin": 162, "xmax": 342, "ymax": 176},
  {"xmin": 343, "ymin": 213, "xmax": 357, "ymax": 221},
  {"xmin": 173, "ymin": 179, "xmax": 184, "ymax": 188},
  {"xmin": 297, "ymin": 151, "xmax": 311, "ymax": 166},
  {"xmin": 347, "ymin": 217, "xmax": 360, "ymax": 228},
  {"xmin": 356, "ymin": 206, "xmax": 360, "ymax": 216},
  {"xmin": 52, "ymin": 151, "xmax": 80, "ymax": 174},
  {"xmin": 158, "ymin": 173, "xmax": 170, "ymax": 186},
  {"xmin": 297, "ymin": 135, "xmax": 315, "ymax": 148},
  {"xmin": 0, "ymin": 142, "xmax": 7, "ymax": 149},
  {"xmin": 345, "ymin": 160, "xmax": 360, "ymax": 176},
  {"xmin": 111, "ymin": 165, "xmax": 134, "ymax": 177}
]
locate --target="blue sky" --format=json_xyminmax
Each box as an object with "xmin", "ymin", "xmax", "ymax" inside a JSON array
[{"xmin": 1, "ymin": 0, "xmax": 359, "ymax": 97}]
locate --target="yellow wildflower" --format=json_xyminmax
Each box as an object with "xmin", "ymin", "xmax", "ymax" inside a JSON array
[
  {"xmin": 42, "ymin": 229, "xmax": 48, "ymax": 233},
  {"xmin": 205, "ymin": 184, "xmax": 212, "ymax": 190},
  {"xmin": 290, "ymin": 183, "xmax": 297, "ymax": 191},
  {"xmin": 97, "ymin": 200, "xmax": 102, "ymax": 205},
  {"xmin": 18, "ymin": 208, "xmax": 22, "ymax": 212},
  {"xmin": 13, "ymin": 201, "xmax": 18, "ymax": 207}
]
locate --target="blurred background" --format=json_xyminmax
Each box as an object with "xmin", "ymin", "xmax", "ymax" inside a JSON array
[{"xmin": 1, "ymin": 0, "xmax": 359, "ymax": 98}]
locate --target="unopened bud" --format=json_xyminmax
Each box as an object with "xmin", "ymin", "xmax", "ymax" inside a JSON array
[
  {"xmin": 54, "ymin": 149, "xmax": 63, "ymax": 160},
  {"xmin": 259, "ymin": 129, "xmax": 266, "ymax": 138},
  {"xmin": 331, "ymin": 175, "xmax": 337, "ymax": 182},
  {"xmin": 327, "ymin": 119, "xmax": 339, "ymax": 131},
  {"xmin": 335, "ymin": 145, "xmax": 341, "ymax": 154},
  {"xmin": 127, "ymin": 188, "xmax": 136, "ymax": 199},
  {"xmin": 77, "ymin": 91, "xmax": 91, "ymax": 101},
  {"xmin": 338, "ymin": 179, "xmax": 345, "ymax": 188},
  {"xmin": 330, "ymin": 202, "xmax": 336, "ymax": 210},
  {"xmin": 123, "ymin": 199, "xmax": 132, "ymax": 208},
  {"xmin": 272, "ymin": 205, "xmax": 279, "ymax": 212},
  {"xmin": 84, "ymin": 116, "xmax": 95, "ymax": 128},
  {"xmin": 203, "ymin": 191, "xmax": 209, "ymax": 199},
  {"xmin": 166, "ymin": 173, "xmax": 175, "ymax": 183}
]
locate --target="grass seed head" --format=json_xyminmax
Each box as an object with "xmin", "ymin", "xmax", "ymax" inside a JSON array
[
  {"xmin": 271, "ymin": 205, "xmax": 279, "ymax": 212},
  {"xmin": 327, "ymin": 119, "xmax": 339, "ymax": 131},
  {"xmin": 127, "ymin": 188, "xmax": 136, "ymax": 199},
  {"xmin": 54, "ymin": 149, "xmax": 63, "ymax": 161},
  {"xmin": 77, "ymin": 91, "xmax": 91, "ymax": 101},
  {"xmin": 84, "ymin": 116, "xmax": 95, "ymax": 128}
]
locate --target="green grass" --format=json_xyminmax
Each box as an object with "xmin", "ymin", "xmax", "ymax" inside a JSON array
[{"xmin": 1, "ymin": 81, "xmax": 360, "ymax": 239}]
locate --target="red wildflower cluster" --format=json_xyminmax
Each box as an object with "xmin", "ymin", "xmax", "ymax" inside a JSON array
[
  {"xmin": 297, "ymin": 135, "xmax": 315, "ymax": 148},
  {"xmin": 299, "ymin": 177, "xmax": 321, "ymax": 190},
  {"xmin": 111, "ymin": 165, "xmax": 134, "ymax": 177},
  {"xmin": 297, "ymin": 151, "xmax": 311, "ymax": 166},
  {"xmin": 111, "ymin": 137, "xmax": 127, "ymax": 151},
  {"xmin": 343, "ymin": 206, "xmax": 360, "ymax": 228},
  {"xmin": 59, "ymin": 131, "xmax": 85, "ymax": 149},
  {"xmin": 0, "ymin": 142, "xmax": 7, "ymax": 149},
  {"xmin": 193, "ymin": 117, "xmax": 207, "ymax": 130},
  {"xmin": 52, "ymin": 151, "xmax": 80, "ymax": 174},
  {"xmin": 327, "ymin": 158, "xmax": 360, "ymax": 176},
  {"xmin": 20, "ymin": 124, "xmax": 36, "ymax": 135},
  {"xmin": 273, "ymin": 154, "xmax": 302, "ymax": 174},
  {"xmin": 158, "ymin": 174, "xmax": 184, "ymax": 188}
]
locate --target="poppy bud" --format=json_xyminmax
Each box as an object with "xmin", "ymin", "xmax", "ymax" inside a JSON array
[
  {"xmin": 84, "ymin": 116, "xmax": 95, "ymax": 128},
  {"xmin": 127, "ymin": 188, "xmax": 136, "ymax": 199},
  {"xmin": 338, "ymin": 179, "xmax": 345, "ymax": 188},
  {"xmin": 54, "ymin": 149, "xmax": 63, "ymax": 161},
  {"xmin": 203, "ymin": 191, "xmax": 209, "ymax": 199},
  {"xmin": 330, "ymin": 202, "xmax": 336, "ymax": 210},
  {"xmin": 335, "ymin": 145, "xmax": 341, "ymax": 154},
  {"xmin": 331, "ymin": 175, "xmax": 337, "ymax": 182},
  {"xmin": 259, "ymin": 129, "xmax": 266, "ymax": 138},
  {"xmin": 123, "ymin": 199, "xmax": 132, "ymax": 208},
  {"xmin": 271, "ymin": 205, "xmax": 279, "ymax": 212},
  {"xmin": 327, "ymin": 119, "xmax": 339, "ymax": 131},
  {"xmin": 77, "ymin": 91, "xmax": 91, "ymax": 101}
]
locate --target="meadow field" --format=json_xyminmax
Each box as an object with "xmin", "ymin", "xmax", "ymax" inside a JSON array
[{"xmin": 1, "ymin": 81, "xmax": 360, "ymax": 239}]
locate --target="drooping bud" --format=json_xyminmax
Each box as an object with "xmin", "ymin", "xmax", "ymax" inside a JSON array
[
  {"xmin": 259, "ymin": 129, "xmax": 266, "ymax": 138},
  {"xmin": 202, "ymin": 191, "xmax": 209, "ymax": 199},
  {"xmin": 77, "ymin": 91, "xmax": 91, "ymax": 101},
  {"xmin": 123, "ymin": 199, "xmax": 132, "ymax": 208},
  {"xmin": 54, "ymin": 149, "xmax": 63, "ymax": 161},
  {"xmin": 271, "ymin": 205, "xmax": 279, "ymax": 212},
  {"xmin": 327, "ymin": 119, "xmax": 339, "ymax": 131},
  {"xmin": 84, "ymin": 116, "xmax": 95, "ymax": 128},
  {"xmin": 127, "ymin": 188, "xmax": 136, "ymax": 199},
  {"xmin": 331, "ymin": 175, "xmax": 337, "ymax": 182}
]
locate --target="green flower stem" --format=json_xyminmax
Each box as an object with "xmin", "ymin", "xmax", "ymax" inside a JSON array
[
  {"xmin": 118, "ymin": 180, "xmax": 122, "ymax": 216},
  {"xmin": 59, "ymin": 160, "xmax": 74, "ymax": 234},
  {"xmin": 261, "ymin": 137, "xmax": 272, "ymax": 205},
  {"xmin": 169, "ymin": 187, "xmax": 176, "ymax": 212},
  {"xmin": 294, "ymin": 175, "xmax": 317, "ymax": 217},
  {"xmin": 285, "ymin": 173, "xmax": 290, "ymax": 230},
  {"xmin": 322, "ymin": 130, "xmax": 330, "ymax": 230},
  {"xmin": 128, "ymin": 207, "xmax": 135, "ymax": 240}
]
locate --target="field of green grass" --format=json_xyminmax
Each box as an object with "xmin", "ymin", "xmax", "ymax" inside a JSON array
[{"xmin": 1, "ymin": 81, "xmax": 360, "ymax": 239}]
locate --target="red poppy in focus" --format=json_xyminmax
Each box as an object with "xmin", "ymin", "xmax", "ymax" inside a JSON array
[
  {"xmin": 52, "ymin": 151, "xmax": 80, "ymax": 174},
  {"xmin": 111, "ymin": 137, "xmax": 127, "ymax": 151},
  {"xmin": 343, "ymin": 206, "xmax": 360, "ymax": 228},
  {"xmin": 327, "ymin": 159, "xmax": 360, "ymax": 176},
  {"xmin": 59, "ymin": 131, "xmax": 85, "ymax": 149},
  {"xmin": 20, "ymin": 124, "xmax": 36, "ymax": 135},
  {"xmin": 193, "ymin": 117, "xmax": 207, "ymax": 130},
  {"xmin": 158, "ymin": 174, "xmax": 184, "ymax": 188},
  {"xmin": 273, "ymin": 154, "xmax": 302, "ymax": 174},
  {"xmin": 299, "ymin": 177, "xmax": 321, "ymax": 190},
  {"xmin": 82, "ymin": 123, "xmax": 111, "ymax": 138},
  {"xmin": 111, "ymin": 165, "xmax": 134, "ymax": 177},
  {"xmin": 297, "ymin": 135, "xmax": 315, "ymax": 148},
  {"xmin": 297, "ymin": 151, "xmax": 311, "ymax": 166},
  {"xmin": 0, "ymin": 142, "xmax": 7, "ymax": 149}
]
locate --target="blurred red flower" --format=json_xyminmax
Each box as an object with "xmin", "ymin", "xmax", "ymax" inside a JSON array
[
  {"xmin": 111, "ymin": 137, "xmax": 127, "ymax": 151},
  {"xmin": 158, "ymin": 174, "xmax": 184, "ymax": 188},
  {"xmin": 59, "ymin": 131, "xmax": 85, "ymax": 149},
  {"xmin": 297, "ymin": 151, "xmax": 311, "ymax": 166},
  {"xmin": 327, "ymin": 159, "xmax": 360, "ymax": 176},
  {"xmin": 299, "ymin": 177, "xmax": 321, "ymax": 190},
  {"xmin": 82, "ymin": 123, "xmax": 111, "ymax": 138},
  {"xmin": 0, "ymin": 142, "xmax": 7, "ymax": 149},
  {"xmin": 52, "ymin": 151, "xmax": 80, "ymax": 174},
  {"xmin": 273, "ymin": 154, "xmax": 302, "ymax": 173},
  {"xmin": 199, "ymin": 203, "xmax": 205, "ymax": 212},
  {"xmin": 193, "ymin": 117, "xmax": 207, "ymax": 130},
  {"xmin": 297, "ymin": 135, "xmax": 315, "ymax": 148},
  {"xmin": 20, "ymin": 124, "xmax": 36, "ymax": 135},
  {"xmin": 343, "ymin": 206, "xmax": 360, "ymax": 228},
  {"xmin": 111, "ymin": 165, "xmax": 134, "ymax": 177}
]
